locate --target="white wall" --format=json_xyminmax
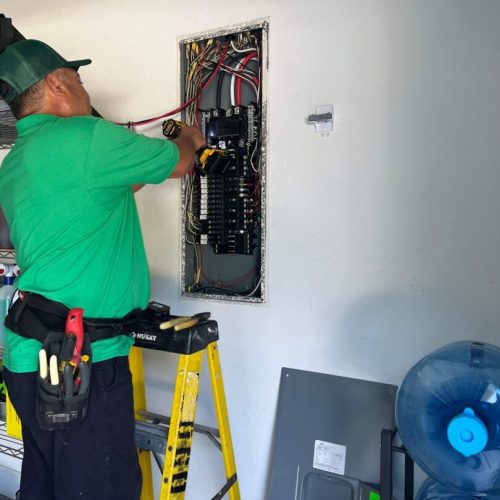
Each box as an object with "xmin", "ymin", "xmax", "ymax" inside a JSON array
[{"xmin": 3, "ymin": 1, "xmax": 500, "ymax": 498}]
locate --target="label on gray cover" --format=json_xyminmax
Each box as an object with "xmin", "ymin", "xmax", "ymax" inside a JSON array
[{"xmin": 313, "ymin": 440, "xmax": 346, "ymax": 475}]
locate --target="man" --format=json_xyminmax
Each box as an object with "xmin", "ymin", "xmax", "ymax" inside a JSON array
[{"xmin": 0, "ymin": 39, "xmax": 205, "ymax": 499}]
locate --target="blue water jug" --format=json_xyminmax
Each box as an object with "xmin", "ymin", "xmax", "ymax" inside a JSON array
[
  {"xmin": 415, "ymin": 478, "xmax": 500, "ymax": 499},
  {"xmin": 396, "ymin": 341, "xmax": 500, "ymax": 494}
]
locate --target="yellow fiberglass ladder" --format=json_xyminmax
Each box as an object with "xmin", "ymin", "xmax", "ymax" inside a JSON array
[{"xmin": 129, "ymin": 305, "xmax": 240, "ymax": 500}]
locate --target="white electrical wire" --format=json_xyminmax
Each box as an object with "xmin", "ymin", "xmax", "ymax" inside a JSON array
[
  {"xmin": 230, "ymin": 41, "xmax": 256, "ymax": 53},
  {"xmin": 230, "ymin": 54, "xmax": 258, "ymax": 106},
  {"xmin": 243, "ymin": 277, "xmax": 262, "ymax": 296},
  {"xmin": 250, "ymin": 141, "xmax": 260, "ymax": 172}
]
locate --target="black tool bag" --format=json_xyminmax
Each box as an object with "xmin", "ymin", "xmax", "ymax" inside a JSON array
[{"xmin": 37, "ymin": 330, "xmax": 92, "ymax": 431}]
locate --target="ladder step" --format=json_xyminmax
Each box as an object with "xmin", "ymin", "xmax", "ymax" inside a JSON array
[
  {"xmin": 136, "ymin": 410, "xmax": 222, "ymax": 453},
  {"xmin": 210, "ymin": 473, "xmax": 238, "ymax": 500},
  {"xmin": 135, "ymin": 420, "xmax": 169, "ymax": 455}
]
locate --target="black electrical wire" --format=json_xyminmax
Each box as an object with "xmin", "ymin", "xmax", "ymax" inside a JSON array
[
  {"xmin": 196, "ymin": 285, "xmax": 261, "ymax": 297},
  {"xmin": 196, "ymin": 286, "xmax": 241, "ymax": 296},
  {"xmin": 216, "ymin": 71, "xmax": 225, "ymax": 109},
  {"xmin": 211, "ymin": 52, "xmax": 258, "ymax": 110}
]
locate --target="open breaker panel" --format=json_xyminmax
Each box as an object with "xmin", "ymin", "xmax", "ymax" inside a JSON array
[{"xmin": 179, "ymin": 21, "xmax": 268, "ymax": 303}]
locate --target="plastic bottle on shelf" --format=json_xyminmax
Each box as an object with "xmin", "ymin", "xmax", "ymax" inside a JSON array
[
  {"xmin": 0, "ymin": 265, "xmax": 16, "ymax": 348},
  {"xmin": 396, "ymin": 341, "xmax": 500, "ymax": 495},
  {"xmin": 415, "ymin": 477, "xmax": 500, "ymax": 500}
]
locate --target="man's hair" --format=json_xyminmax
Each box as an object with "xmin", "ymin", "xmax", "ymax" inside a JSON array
[{"xmin": 0, "ymin": 79, "xmax": 45, "ymax": 119}]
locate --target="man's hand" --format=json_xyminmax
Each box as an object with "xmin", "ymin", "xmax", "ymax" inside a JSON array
[
  {"xmin": 170, "ymin": 126, "xmax": 206, "ymax": 178},
  {"xmin": 178, "ymin": 125, "xmax": 206, "ymax": 153}
]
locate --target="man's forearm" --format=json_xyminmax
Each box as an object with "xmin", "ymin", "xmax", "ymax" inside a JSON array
[
  {"xmin": 170, "ymin": 138, "xmax": 198, "ymax": 178},
  {"xmin": 132, "ymin": 126, "xmax": 204, "ymax": 187},
  {"xmin": 170, "ymin": 126, "xmax": 206, "ymax": 178}
]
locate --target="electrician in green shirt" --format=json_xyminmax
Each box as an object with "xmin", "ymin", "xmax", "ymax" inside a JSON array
[{"xmin": 0, "ymin": 39, "xmax": 204, "ymax": 500}]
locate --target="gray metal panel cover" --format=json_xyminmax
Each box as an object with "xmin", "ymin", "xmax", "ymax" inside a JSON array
[{"xmin": 268, "ymin": 367, "xmax": 396, "ymax": 499}]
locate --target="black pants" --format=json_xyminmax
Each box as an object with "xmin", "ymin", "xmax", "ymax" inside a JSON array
[{"xmin": 4, "ymin": 356, "xmax": 142, "ymax": 500}]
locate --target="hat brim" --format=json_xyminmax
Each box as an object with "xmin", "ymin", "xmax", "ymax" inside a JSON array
[{"xmin": 65, "ymin": 58, "xmax": 92, "ymax": 70}]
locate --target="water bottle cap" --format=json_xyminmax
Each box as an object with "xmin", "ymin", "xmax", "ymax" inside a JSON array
[
  {"xmin": 3, "ymin": 275, "xmax": 14, "ymax": 286},
  {"xmin": 447, "ymin": 407, "xmax": 488, "ymax": 457}
]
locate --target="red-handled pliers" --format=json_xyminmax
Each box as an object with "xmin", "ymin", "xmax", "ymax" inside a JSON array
[{"xmin": 65, "ymin": 308, "xmax": 84, "ymax": 367}]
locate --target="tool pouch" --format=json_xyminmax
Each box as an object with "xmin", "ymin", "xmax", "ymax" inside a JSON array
[{"xmin": 37, "ymin": 331, "xmax": 92, "ymax": 431}]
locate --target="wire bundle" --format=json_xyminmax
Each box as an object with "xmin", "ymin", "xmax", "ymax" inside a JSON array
[{"xmin": 119, "ymin": 33, "xmax": 260, "ymax": 128}]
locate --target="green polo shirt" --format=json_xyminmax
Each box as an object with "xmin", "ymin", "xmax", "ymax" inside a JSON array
[{"xmin": 0, "ymin": 114, "xmax": 179, "ymax": 372}]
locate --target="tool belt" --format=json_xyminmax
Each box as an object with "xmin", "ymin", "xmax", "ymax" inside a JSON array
[
  {"xmin": 4, "ymin": 291, "xmax": 142, "ymax": 343},
  {"xmin": 4, "ymin": 291, "xmax": 142, "ymax": 431}
]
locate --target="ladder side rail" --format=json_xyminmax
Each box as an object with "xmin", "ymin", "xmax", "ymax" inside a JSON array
[
  {"xmin": 130, "ymin": 347, "xmax": 155, "ymax": 500},
  {"xmin": 206, "ymin": 342, "xmax": 241, "ymax": 500},
  {"xmin": 160, "ymin": 352, "xmax": 203, "ymax": 500}
]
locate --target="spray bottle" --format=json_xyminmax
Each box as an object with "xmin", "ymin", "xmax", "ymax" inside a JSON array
[{"xmin": 0, "ymin": 263, "xmax": 19, "ymax": 348}]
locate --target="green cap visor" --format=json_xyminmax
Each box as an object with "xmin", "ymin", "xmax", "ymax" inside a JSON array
[{"xmin": 0, "ymin": 39, "xmax": 91, "ymax": 104}]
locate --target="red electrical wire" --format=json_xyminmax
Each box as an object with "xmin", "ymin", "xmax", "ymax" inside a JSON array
[
  {"xmin": 117, "ymin": 41, "xmax": 230, "ymax": 127},
  {"xmin": 221, "ymin": 64, "xmax": 259, "ymax": 85},
  {"xmin": 235, "ymin": 52, "xmax": 258, "ymax": 106}
]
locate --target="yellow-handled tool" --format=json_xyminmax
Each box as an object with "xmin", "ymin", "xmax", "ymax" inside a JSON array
[
  {"xmin": 162, "ymin": 119, "xmax": 186, "ymax": 138},
  {"xmin": 161, "ymin": 119, "xmax": 228, "ymax": 174},
  {"xmin": 159, "ymin": 316, "xmax": 192, "ymax": 330},
  {"xmin": 174, "ymin": 318, "xmax": 199, "ymax": 332},
  {"xmin": 159, "ymin": 312, "xmax": 211, "ymax": 331}
]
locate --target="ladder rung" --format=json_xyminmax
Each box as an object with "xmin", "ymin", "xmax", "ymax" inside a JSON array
[
  {"xmin": 137, "ymin": 410, "xmax": 222, "ymax": 450},
  {"xmin": 210, "ymin": 473, "xmax": 238, "ymax": 500},
  {"xmin": 135, "ymin": 420, "xmax": 168, "ymax": 454}
]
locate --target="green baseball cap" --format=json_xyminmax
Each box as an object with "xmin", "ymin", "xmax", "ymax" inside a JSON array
[{"xmin": 0, "ymin": 39, "xmax": 91, "ymax": 104}]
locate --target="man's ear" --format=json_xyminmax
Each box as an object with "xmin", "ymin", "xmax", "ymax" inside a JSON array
[{"xmin": 44, "ymin": 71, "xmax": 68, "ymax": 97}]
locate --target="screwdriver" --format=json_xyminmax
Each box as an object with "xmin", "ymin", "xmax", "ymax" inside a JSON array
[
  {"xmin": 63, "ymin": 365, "xmax": 73, "ymax": 398},
  {"xmin": 49, "ymin": 355, "xmax": 59, "ymax": 386},
  {"xmin": 174, "ymin": 312, "xmax": 211, "ymax": 331},
  {"xmin": 78, "ymin": 361, "xmax": 90, "ymax": 396},
  {"xmin": 159, "ymin": 316, "xmax": 192, "ymax": 330},
  {"xmin": 39, "ymin": 349, "xmax": 48, "ymax": 380},
  {"xmin": 59, "ymin": 333, "xmax": 77, "ymax": 372},
  {"xmin": 159, "ymin": 312, "xmax": 211, "ymax": 331}
]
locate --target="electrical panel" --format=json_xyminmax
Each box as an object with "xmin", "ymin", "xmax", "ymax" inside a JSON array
[{"xmin": 178, "ymin": 21, "xmax": 268, "ymax": 303}]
